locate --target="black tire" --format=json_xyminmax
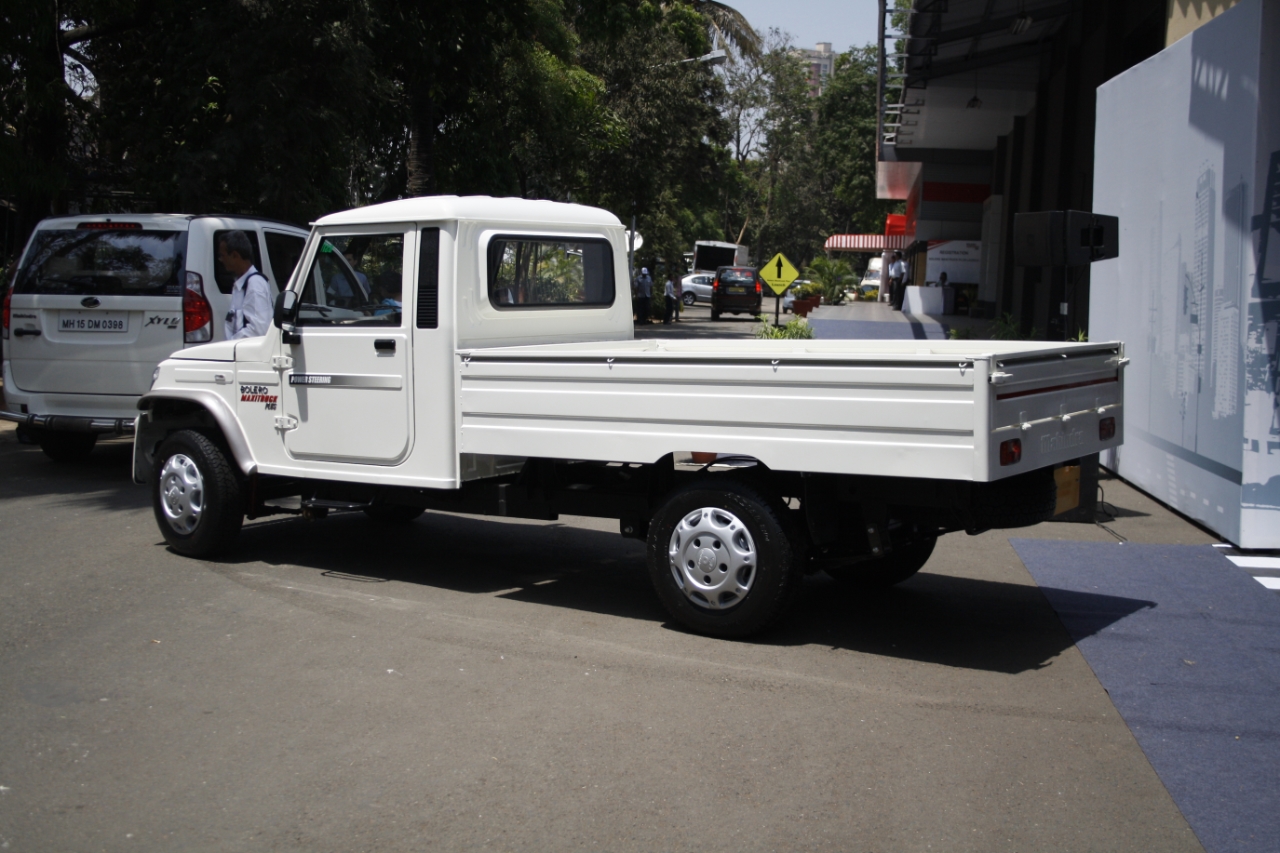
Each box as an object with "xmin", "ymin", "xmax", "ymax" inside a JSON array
[
  {"xmin": 825, "ymin": 535, "xmax": 937, "ymax": 589},
  {"xmin": 646, "ymin": 479, "xmax": 804, "ymax": 638},
  {"xmin": 363, "ymin": 504, "xmax": 425, "ymax": 524},
  {"xmin": 710, "ymin": 310, "xmax": 721, "ymax": 321},
  {"xmin": 39, "ymin": 432, "xmax": 97, "ymax": 462},
  {"xmin": 682, "ymin": 291, "xmax": 696, "ymax": 306},
  {"xmin": 151, "ymin": 430, "xmax": 244, "ymax": 558}
]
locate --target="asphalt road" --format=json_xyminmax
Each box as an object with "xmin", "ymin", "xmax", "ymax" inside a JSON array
[{"xmin": 0, "ymin": 423, "xmax": 1206, "ymax": 852}]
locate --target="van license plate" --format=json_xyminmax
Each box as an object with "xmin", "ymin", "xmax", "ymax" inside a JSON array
[
  {"xmin": 727, "ymin": 287, "xmax": 746, "ymax": 294},
  {"xmin": 60, "ymin": 311, "xmax": 128, "ymax": 333}
]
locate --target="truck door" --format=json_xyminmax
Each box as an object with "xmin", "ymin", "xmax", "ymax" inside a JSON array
[{"xmin": 279, "ymin": 229, "xmax": 413, "ymax": 464}]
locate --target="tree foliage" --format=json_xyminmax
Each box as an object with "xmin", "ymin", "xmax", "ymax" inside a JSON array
[{"xmin": 1, "ymin": 1, "xmax": 893, "ymax": 282}]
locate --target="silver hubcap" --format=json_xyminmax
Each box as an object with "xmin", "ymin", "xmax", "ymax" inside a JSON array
[
  {"xmin": 668, "ymin": 507, "xmax": 756, "ymax": 610},
  {"xmin": 159, "ymin": 453, "xmax": 205, "ymax": 535}
]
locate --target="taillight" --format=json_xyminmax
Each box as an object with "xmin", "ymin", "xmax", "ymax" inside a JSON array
[
  {"xmin": 2, "ymin": 286, "xmax": 11, "ymax": 340},
  {"xmin": 1099, "ymin": 416, "xmax": 1116, "ymax": 441},
  {"xmin": 184, "ymin": 271, "xmax": 213, "ymax": 343},
  {"xmin": 999, "ymin": 438, "xmax": 1022, "ymax": 466},
  {"xmin": 712, "ymin": 278, "xmax": 719, "ymax": 291},
  {"xmin": 755, "ymin": 281, "xmax": 761, "ymax": 294}
]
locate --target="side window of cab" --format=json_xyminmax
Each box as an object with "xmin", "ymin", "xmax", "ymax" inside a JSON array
[{"xmin": 296, "ymin": 233, "xmax": 405, "ymax": 327}]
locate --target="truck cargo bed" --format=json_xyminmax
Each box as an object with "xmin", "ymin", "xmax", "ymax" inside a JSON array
[{"xmin": 457, "ymin": 338, "xmax": 1126, "ymax": 482}]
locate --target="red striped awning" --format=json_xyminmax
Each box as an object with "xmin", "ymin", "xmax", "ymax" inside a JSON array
[{"xmin": 823, "ymin": 234, "xmax": 910, "ymax": 251}]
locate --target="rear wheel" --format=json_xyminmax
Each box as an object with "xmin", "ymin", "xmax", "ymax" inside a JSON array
[
  {"xmin": 682, "ymin": 291, "xmax": 696, "ymax": 306},
  {"xmin": 710, "ymin": 309, "xmax": 721, "ymax": 321},
  {"xmin": 152, "ymin": 430, "xmax": 244, "ymax": 558},
  {"xmin": 824, "ymin": 535, "xmax": 936, "ymax": 589},
  {"xmin": 647, "ymin": 480, "xmax": 803, "ymax": 637},
  {"xmin": 39, "ymin": 432, "xmax": 97, "ymax": 462}
]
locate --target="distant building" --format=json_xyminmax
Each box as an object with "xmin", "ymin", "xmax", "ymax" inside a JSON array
[{"xmin": 793, "ymin": 42, "xmax": 835, "ymax": 97}]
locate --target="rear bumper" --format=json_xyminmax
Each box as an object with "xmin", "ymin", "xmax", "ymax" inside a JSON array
[{"xmin": 0, "ymin": 409, "xmax": 136, "ymax": 435}]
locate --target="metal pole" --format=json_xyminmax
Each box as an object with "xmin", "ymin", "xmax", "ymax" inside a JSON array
[
  {"xmin": 629, "ymin": 208, "xmax": 636, "ymax": 286},
  {"xmin": 775, "ymin": 294, "xmax": 781, "ymax": 327}
]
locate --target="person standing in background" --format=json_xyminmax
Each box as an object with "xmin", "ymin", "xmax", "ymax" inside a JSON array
[
  {"xmin": 218, "ymin": 230, "xmax": 272, "ymax": 338},
  {"xmin": 888, "ymin": 251, "xmax": 907, "ymax": 311},
  {"xmin": 635, "ymin": 267, "xmax": 653, "ymax": 324},
  {"xmin": 663, "ymin": 276, "xmax": 676, "ymax": 324}
]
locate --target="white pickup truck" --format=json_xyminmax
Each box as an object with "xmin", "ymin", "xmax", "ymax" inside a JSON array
[{"xmin": 134, "ymin": 196, "xmax": 1127, "ymax": 637}]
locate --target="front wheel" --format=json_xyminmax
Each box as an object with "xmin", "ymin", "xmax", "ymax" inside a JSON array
[
  {"xmin": 39, "ymin": 432, "xmax": 97, "ymax": 462},
  {"xmin": 152, "ymin": 430, "xmax": 244, "ymax": 558},
  {"xmin": 682, "ymin": 291, "xmax": 696, "ymax": 306},
  {"xmin": 647, "ymin": 480, "xmax": 803, "ymax": 637}
]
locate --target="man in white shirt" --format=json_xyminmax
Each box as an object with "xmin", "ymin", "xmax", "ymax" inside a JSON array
[
  {"xmin": 218, "ymin": 231, "xmax": 273, "ymax": 339},
  {"xmin": 887, "ymin": 251, "xmax": 907, "ymax": 311}
]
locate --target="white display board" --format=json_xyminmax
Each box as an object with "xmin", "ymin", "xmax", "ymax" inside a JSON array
[
  {"xmin": 1090, "ymin": 0, "xmax": 1280, "ymax": 547},
  {"xmin": 925, "ymin": 240, "xmax": 981, "ymax": 285}
]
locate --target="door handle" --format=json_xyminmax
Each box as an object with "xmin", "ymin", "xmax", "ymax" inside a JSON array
[
  {"xmin": 14, "ymin": 329, "xmax": 42, "ymax": 337},
  {"xmin": 374, "ymin": 339, "xmax": 396, "ymax": 353}
]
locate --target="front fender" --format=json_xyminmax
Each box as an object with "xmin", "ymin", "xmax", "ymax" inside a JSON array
[{"xmin": 134, "ymin": 388, "xmax": 257, "ymax": 484}]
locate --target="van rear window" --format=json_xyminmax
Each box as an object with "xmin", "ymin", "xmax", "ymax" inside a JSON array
[{"xmin": 14, "ymin": 229, "xmax": 186, "ymax": 297}]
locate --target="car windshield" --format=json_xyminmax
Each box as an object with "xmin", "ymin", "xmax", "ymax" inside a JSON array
[
  {"xmin": 720, "ymin": 271, "xmax": 754, "ymax": 285},
  {"xmin": 14, "ymin": 228, "xmax": 186, "ymax": 297}
]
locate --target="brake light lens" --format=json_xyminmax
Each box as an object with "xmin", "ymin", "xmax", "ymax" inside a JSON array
[
  {"xmin": 755, "ymin": 280, "xmax": 762, "ymax": 294},
  {"xmin": 184, "ymin": 271, "xmax": 213, "ymax": 343},
  {"xmin": 2, "ymin": 286, "xmax": 11, "ymax": 340},
  {"xmin": 712, "ymin": 278, "xmax": 719, "ymax": 291},
  {"xmin": 999, "ymin": 438, "xmax": 1022, "ymax": 466},
  {"xmin": 76, "ymin": 221, "xmax": 142, "ymax": 230},
  {"xmin": 1099, "ymin": 416, "xmax": 1116, "ymax": 441}
]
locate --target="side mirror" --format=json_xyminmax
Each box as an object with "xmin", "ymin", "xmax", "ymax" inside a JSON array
[{"xmin": 273, "ymin": 289, "xmax": 299, "ymax": 329}]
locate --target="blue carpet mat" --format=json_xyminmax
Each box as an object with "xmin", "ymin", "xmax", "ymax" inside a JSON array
[{"xmin": 1011, "ymin": 540, "xmax": 1280, "ymax": 853}]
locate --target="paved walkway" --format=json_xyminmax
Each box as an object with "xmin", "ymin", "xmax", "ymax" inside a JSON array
[{"xmin": 808, "ymin": 299, "xmax": 993, "ymax": 340}]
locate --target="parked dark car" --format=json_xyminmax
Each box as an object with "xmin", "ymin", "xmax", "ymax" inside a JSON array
[{"xmin": 711, "ymin": 266, "xmax": 762, "ymax": 320}]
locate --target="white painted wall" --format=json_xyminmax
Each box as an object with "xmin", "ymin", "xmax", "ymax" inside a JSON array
[{"xmin": 1091, "ymin": 0, "xmax": 1280, "ymax": 547}]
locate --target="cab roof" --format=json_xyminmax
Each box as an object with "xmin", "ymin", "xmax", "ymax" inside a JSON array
[{"xmin": 313, "ymin": 196, "xmax": 623, "ymax": 229}]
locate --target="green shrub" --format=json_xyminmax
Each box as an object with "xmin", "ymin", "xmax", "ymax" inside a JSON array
[
  {"xmin": 755, "ymin": 315, "xmax": 815, "ymax": 340},
  {"xmin": 802, "ymin": 257, "xmax": 854, "ymax": 306}
]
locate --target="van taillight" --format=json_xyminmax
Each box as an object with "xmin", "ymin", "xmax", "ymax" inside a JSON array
[
  {"xmin": 1099, "ymin": 416, "xmax": 1116, "ymax": 441},
  {"xmin": 999, "ymin": 438, "xmax": 1022, "ymax": 466},
  {"xmin": 183, "ymin": 271, "xmax": 213, "ymax": 343},
  {"xmin": 712, "ymin": 278, "xmax": 719, "ymax": 291},
  {"xmin": 755, "ymin": 281, "xmax": 761, "ymax": 294},
  {"xmin": 2, "ymin": 286, "xmax": 11, "ymax": 340}
]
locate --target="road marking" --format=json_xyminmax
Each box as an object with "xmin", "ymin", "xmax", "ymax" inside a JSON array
[
  {"xmin": 1254, "ymin": 577, "xmax": 1280, "ymax": 591},
  {"xmin": 1225, "ymin": 556, "xmax": 1280, "ymax": 570}
]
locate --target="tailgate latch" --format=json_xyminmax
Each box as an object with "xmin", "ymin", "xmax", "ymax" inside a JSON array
[
  {"xmin": 989, "ymin": 371, "xmax": 1013, "ymax": 384},
  {"xmin": 1106, "ymin": 356, "xmax": 1130, "ymax": 368}
]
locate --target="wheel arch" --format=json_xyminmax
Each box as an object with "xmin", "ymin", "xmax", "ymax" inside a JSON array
[{"xmin": 134, "ymin": 390, "xmax": 256, "ymax": 484}]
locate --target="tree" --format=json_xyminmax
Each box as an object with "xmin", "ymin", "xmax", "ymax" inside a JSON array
[{"xmin": 803, "ymin": 256, "xmax": 855, "ymax": 305}]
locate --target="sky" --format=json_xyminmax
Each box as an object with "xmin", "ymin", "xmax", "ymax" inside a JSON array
[{"xmin": 725, "ymin": 0, "xmax": 882, "ymax": 54}]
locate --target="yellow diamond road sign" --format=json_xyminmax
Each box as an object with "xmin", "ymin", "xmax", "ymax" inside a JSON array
[{"xmin": 760, "ymin": 252, "xmax": 799, "ymax": 295}]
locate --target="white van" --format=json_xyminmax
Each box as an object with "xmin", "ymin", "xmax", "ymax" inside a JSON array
[
  {"xmin": 859, "ymin": 256, "xmax": 883, "ymax": 296},
  {"xmin": 2, "ymin": 214, "xmax": 308, "ymax": 460}
]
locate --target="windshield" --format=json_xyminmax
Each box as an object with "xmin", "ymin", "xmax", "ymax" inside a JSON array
[{"xmin": 14, "ymin": 229, "xmax": 186, "ymax": 297}]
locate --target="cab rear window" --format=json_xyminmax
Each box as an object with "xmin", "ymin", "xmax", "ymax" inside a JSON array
[
  {"xmin": 486, "ymin": 236, "xmax": 614, "ymax": 308},
  {"xmin": 14, "ymin": 229, "xmax": 186, "ymax": 297}
]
